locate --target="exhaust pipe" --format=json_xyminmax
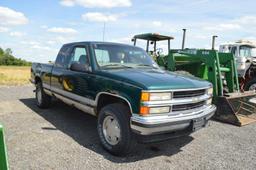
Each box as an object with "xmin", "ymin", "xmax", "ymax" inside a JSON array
[
  {"xmin": 182, "ymin": 29, "xmax": 186, "ymax": 50},
  {"xmin": 212, "ymin": 35, "xmax": 218, "ymax": 50}
]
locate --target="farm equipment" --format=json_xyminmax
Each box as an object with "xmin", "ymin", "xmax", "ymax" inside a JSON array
[
  {"xmin": 0, "ymin": 124, "xmax": 8, "ymax": 170},
  {"xmin": 219, "ymin": 40, "xmax": 256, "ymax": 91},
  {"xmin": 132, "ymin": 30, "xmax": 256, "ymax": 126}
]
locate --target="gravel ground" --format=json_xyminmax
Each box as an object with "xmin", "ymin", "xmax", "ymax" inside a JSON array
[{"xmin": 0, "ymin": 85, "xmax": 256, "ymax": 170}]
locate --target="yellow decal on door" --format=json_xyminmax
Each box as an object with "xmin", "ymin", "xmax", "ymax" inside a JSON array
[{"xmin": 63, "ymin": 79, "xmax": 74, "ymax": 91}]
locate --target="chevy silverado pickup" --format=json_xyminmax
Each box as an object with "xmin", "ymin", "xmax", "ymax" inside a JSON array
[{"xmin": 31, "ymin": 41, "xmax": 216, "ymax": 155}]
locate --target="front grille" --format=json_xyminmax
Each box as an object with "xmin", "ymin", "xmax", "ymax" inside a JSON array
[
  {"xmin": 172, "ymin": 101, "xmax": 205, "ymax": 112},
  {"xmin": 173, "ymin": 89, "xmax": 206, "ymax": 98}
]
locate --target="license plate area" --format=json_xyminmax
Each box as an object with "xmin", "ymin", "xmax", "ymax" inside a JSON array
[{"xmin": 192, "ymin": 117, "xmax": 206, "ymax": 131}]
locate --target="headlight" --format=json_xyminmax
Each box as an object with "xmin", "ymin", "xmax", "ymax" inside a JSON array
[
  {"xmin": 149, "ymin": 107, "xmax": 170, "ymax": 114},
  {"xmin": 207, "ymin": 87, "xmax": 213, "ymax": 95},
  {"xmin": 140, "ymin": 106, "xmax": 170, "ymax": 116},
  {"xmin": 141, "ymin": 92, "xmax": 171, "ymax": 101}
]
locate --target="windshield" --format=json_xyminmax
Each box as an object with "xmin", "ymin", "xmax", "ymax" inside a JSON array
[
  {"xmin": 251, "ymin": 48, "xmax": 256, "ymax": 57},
  {"xmin": 239, "ymin": 45, "xmax": 253, "ymax": 58},
  {"xmin": 92, "ymin": 44, "xmax": 159, "ymax": 69}
]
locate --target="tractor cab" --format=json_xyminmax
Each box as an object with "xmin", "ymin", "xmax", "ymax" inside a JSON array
[
  {"xmin": 220, "ymin": 40, "xmax": 256, "ymax": 91},
  {"xmin": 132, "ymin": 33, "xmax": 174, "ymax": 64},
  {"xmin": 220, "ymin": 41, "xmax": 256, "ymax": 77},
  {"xmin": 220, "ymin": 40, "xmax": 256, "ymax": 58}
]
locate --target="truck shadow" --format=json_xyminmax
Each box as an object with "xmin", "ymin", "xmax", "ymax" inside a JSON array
[{"xmin": 20, "ymin": 98, "xmax": 193, "ymax": 163}]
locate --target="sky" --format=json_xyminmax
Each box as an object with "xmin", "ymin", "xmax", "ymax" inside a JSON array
[{"xmin": 0, "ymin": 0, "xmax": 256, "ymax": 63}]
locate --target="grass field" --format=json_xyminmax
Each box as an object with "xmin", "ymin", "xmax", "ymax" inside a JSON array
[{"xmin": 0, "ymin": 66, "xmax": 31, "ymax": 86}]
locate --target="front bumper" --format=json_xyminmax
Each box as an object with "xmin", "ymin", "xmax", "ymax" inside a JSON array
[{"xmin": 131, "ymin": 105, "xmax": 216, "ymax": 135}]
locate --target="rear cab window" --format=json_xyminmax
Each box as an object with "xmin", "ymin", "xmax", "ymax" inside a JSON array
[{"xmin": 55, "ymin": 46, "xmax": 71, "ymax": 68}]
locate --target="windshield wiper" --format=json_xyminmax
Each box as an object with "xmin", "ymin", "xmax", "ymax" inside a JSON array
[
  {"xmin": 101, "ymin": 64, "xmax": 133, "ymax": 69},
  {"xmin": 136, "ymin": 64, "xmax": 158, "ymax": 69}
]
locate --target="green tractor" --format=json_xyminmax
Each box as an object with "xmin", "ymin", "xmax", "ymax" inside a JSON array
[
  {"xmin": 0, "ymin": 124, "xmax": 8, "ymax": 170},
  {"xmin": 132, "ymin": 30, "xmax": 256, "ymax": 126}
]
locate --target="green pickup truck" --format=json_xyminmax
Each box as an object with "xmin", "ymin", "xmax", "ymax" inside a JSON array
[{"xmin": 31, "ymin": 42, "xmax": 216, "ymax": 155}]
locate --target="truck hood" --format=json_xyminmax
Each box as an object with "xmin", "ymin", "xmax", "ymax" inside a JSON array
[{"xmin": 98, "ymin": 68, "xmax": 212, "ymax": 90}]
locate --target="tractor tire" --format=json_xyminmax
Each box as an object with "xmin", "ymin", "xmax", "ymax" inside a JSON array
[
  {"xmin": 244, "ymin": 78, "xmax": 256, "ymax": 91},
  {"xmin": 35, "ymin": 82, "xmax": 51, "ymax": 108},
  {"xmin": 97, "ymin": 103, "xmax": 136, "ymax": 156}
]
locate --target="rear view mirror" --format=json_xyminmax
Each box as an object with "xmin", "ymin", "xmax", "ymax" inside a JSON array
[{"xmin": 70, "ymin": 62, "xmax": 89, "ymax": 72}]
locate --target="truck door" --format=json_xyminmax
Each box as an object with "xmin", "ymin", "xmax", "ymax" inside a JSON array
[
  {"xmin": 51, "ymin": 45, "xmax": 72, "ymax": 90},
  {"xmin": 51, "ymin": 44, "xmax": 95, "ymax": 106}
]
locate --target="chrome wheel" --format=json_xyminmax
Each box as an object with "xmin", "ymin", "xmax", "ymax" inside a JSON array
[
  {"xmin": 249, "ymin": 83, "xmax": 256, "ymax": 91},
  {"xmin": 102, "ymin": 115, "xmax": 121, "ymax": 145},
  {"xmin": 36, "ymin": 86, "xmax": 42, "ymax": 104}
]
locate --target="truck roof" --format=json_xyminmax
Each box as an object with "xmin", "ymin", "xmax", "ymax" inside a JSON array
[
  {"xmin": 133, "ymin": 33, "xmax": 174, "ymax": 41},
  {"xmin": 62, "ymin": 41, "xmax": 136, "ymax": 48}
]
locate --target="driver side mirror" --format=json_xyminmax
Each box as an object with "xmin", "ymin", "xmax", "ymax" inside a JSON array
[{"xmin": 70, "ymin": 62, "xmax": 90, "ymax": 72}]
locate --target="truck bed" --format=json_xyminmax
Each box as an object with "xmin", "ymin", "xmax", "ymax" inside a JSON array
[{"xmin": 31, "ymin": 62, "xmax": 53, "ymax": 84}]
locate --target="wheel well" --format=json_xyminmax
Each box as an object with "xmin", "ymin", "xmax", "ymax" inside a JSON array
[
  {"xmin": 96, "ymin": 94, "xmax": 132, "ymax": 116},
  {"xmin": 35, "ymin": 76, "xmax": 41, "ymax": 84}
]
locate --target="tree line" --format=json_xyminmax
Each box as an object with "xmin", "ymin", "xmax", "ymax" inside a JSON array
[{"xmin": 0, "ymin": 47, "xmax": 31, "ymax": 66}]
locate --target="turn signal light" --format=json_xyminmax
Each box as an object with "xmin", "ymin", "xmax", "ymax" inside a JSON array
[
  {"xmin": 141, "ymin": 92, "xmax": 150, "ymax": 101},
  {"xmin": 140, "ymin": 106, "xmax": 149, "ymax": 116}
]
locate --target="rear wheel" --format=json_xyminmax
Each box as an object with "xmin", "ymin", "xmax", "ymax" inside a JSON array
[
  {"xmin": 35, "ymin": 82, "xmax": 51, "ymax": 108},
  {"xmin": 97, "ymin": 103, "xmax": 136, "ymax": 156},
  {"xmin": 244, "ymin": 78, "xmax": 256, "ymax": 91}
]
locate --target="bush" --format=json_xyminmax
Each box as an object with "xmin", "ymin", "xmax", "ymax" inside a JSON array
[{"xmin": 0, "ymin": 47, "xmax": 31, "ymax": 66}]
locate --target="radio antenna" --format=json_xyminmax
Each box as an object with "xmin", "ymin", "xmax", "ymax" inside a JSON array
[{"xmin": 103, "ymin": 22, "xmax": 106, "ymax": 42}]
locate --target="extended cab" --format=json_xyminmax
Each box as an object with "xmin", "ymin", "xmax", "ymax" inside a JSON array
[{"xmin": 31, "ymin": 42, "xmax": 216, "ymax": 155}]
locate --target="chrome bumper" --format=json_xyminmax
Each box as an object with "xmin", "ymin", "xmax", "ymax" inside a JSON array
[{"xmin": 130, "ymin": 105, "xmax": 216, "ymax": 135}]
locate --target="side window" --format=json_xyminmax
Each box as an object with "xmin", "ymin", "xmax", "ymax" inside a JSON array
[
  {"xmin": 95, "ymin": 49, "xmax": 110, "ymax": 64},
  {"xmin": 70, "ymin": 47, "xmax": 88, "ymax": 65},
  {"xmin": 55, "ymin": 46, "xmax": 71, "ymax": 68},
  {"xmin": 231, "ymin": 47, "xmax": 237, "ymax": 56}
]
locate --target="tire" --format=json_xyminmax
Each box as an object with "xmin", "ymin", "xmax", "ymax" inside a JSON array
[
  {"xmin": 35, "ymin": 82, "xmax": 51, "ymax": 108},
  {"xmin": 97, "ymin": 103, "xmax": 136, "ymax": 156},
  {"xmin": 244, "ymin": 78, "xmax": 256, "ymax": 91}
]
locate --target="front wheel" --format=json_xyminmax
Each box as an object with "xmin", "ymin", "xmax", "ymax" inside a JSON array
[
  {"xmin": 97, "ymin": 103, "xmax": 136, "ymax": 156},
  {"xmin": 35, "ymin": 82, "xmax": 51, "ymax": 108},
  {"xmin": 244, "ymin": 78, "xmax": 256, "ymax": 91}
]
